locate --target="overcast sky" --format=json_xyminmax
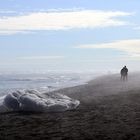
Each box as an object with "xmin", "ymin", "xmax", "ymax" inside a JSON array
[{"xmin": 0, "ymin": 0, "xmax": 140, "ymax": 73}]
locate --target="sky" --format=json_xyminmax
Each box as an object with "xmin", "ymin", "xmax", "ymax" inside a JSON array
[{"xmin": 0, "ymin": 0, "xmax": 140, "ymax": 73}]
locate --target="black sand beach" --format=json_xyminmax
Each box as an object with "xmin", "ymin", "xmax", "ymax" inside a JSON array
[{"xmin": 1, "ymin": 73, "xmax": 140, "ymax": 140}]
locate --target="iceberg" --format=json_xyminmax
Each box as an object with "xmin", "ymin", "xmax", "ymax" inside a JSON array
[{"xmin": 0, "ymin": 90, "xmax": 80, "ymax": 113}]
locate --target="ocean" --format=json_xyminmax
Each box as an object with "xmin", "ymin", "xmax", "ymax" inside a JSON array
[{"xmin": 0, "ymin": 72, "xmax": 98, "ymax": 96}]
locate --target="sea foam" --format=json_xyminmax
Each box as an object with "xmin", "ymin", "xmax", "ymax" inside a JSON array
[{"xmin": 0, "ymin": 90, "xmax": 80, "ymax": 113}]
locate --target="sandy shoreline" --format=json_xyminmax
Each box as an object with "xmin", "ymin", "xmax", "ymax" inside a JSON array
[{"xmin": 1, "ymin": 73, "xmax": 140, "ymax": 140}]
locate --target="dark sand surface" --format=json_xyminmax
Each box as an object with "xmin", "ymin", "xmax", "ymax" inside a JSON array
[{"xmin": 1, "ymin": 73, "xmax": 140, "ymax": 140}]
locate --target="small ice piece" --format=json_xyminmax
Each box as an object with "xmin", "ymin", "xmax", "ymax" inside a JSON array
[{"xmin": 4, "ymin": 93, "xmax": 19, "ymax": 110}]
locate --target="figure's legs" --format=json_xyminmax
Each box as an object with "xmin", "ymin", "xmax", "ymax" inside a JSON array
[
  {"xmin": 123, "ymin": 76, "xmax": 125, "ymax": 81},
  {"xmin": 126, "ymin": 74, "xmax": 128, "ymax": 81},
  {"xmin": 121, "ymin": 74, "xmax": 128, "ymax": 81},
  {"xmin": 124, "ymin": 75, "xmax": 128, "ymax": 81}
]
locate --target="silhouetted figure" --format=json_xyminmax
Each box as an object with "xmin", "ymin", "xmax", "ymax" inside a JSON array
[{"xmin": 120, "ymin": 66, "xmax": 128, "ymax": 81}]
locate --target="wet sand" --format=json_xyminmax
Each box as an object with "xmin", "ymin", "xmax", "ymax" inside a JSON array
[{"xmin": 1, "ymin": 73, "xmax": 140, "ymax": 140}]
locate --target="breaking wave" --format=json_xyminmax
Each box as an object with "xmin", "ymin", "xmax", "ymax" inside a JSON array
[{"xmin": 0, "ymin": 90, "xmax": 80, "ymax": 113}]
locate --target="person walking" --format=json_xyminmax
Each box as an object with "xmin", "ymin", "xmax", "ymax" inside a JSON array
[{"xmin": 120, "ymin": 66, "xmax": 128, "ymax": 81}]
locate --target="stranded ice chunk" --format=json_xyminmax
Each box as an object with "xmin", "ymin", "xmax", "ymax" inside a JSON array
[{"xmin": 0, "ymin": 90, "xmax": 80, "ymax": 113}]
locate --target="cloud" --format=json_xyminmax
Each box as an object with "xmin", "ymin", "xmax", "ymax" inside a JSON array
[
  {"xmin": 0, "ymin": 30, "xmax": 33, "ymax": 35},
  {"xmin": 76, "ymin": 39, "xmax": 140, "ymax": 59},
  {"xmin": 20, "ymin": 55, "xmax": 65, "ymax": 60},
  {"xmin": 0, "ymin": 9, "xmax": 132, "ymax": 35}
]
